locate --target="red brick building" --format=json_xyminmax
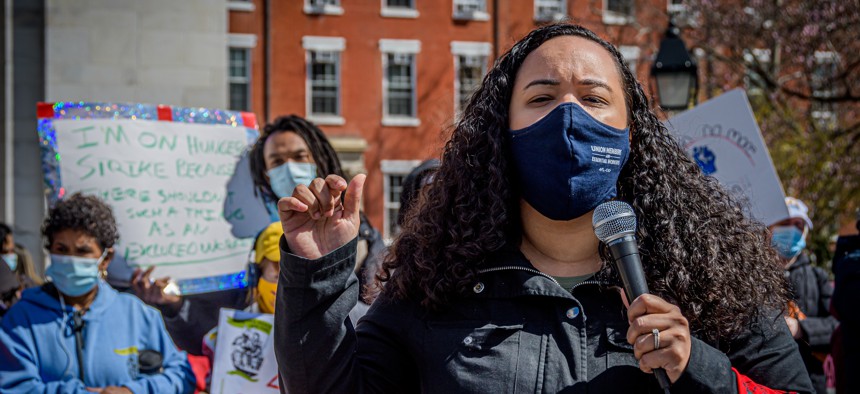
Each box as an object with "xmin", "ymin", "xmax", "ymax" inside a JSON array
[{"xmin": 228, "ymin": 0, "xmax": 679, "ymax": 239}]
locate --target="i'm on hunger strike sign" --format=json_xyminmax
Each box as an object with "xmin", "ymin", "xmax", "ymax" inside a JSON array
[{"xmin": 38, "ymin": 102, "xmax": 272, "ymax": 293}]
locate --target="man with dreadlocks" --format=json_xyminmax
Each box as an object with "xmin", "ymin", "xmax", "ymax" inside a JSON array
[{"xmin": 132, "ymin": 115, "xmax": 384, "ymax": 355}]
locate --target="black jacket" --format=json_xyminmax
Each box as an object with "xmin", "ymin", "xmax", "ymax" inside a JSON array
[
  {"xmin": 785, "ymin": 254, "xmax": 839, "ymax": 394},
  {"xmin": 275, "ymin": 238, "xmax": 813, "ymax": 393}
]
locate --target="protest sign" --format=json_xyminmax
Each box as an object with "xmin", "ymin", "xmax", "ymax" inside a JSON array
[
  {"xmin": 37, "ymin": 102, "xmax": 271, "ymax": 293},
  {"xmin": 210, "ymin": 309, "xmax": 280, "ymax": 394},
  {"xmin": 664, "ymin": 89, "xmax": 789, "ymax": 226}
]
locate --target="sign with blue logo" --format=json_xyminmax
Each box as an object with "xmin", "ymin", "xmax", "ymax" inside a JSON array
[{"xmin": 664, "ymin": 89, "xmax": 789, "ymax": 226}]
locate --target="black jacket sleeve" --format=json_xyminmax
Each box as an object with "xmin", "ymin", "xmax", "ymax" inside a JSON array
[
  {"xmin": 798, "ymin": 267, "xmax": 838, "ymax": 349},
  {"xmin": 274, "ymin": 237, "xmax": 417, "ymax": 394},
  {"xmin": 672, "ymin": 311, "xmax": 813, "ymax": 393}
]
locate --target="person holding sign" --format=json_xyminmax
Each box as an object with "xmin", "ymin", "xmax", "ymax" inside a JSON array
[
  {"xmin": 200, "ymin": 222, "xmax": 284, "ymax": 391},
  {"xmin": 131, "ymin": 115, "xmax": 384, "ymax": 356},
  {"xmin": 0, "ymin": 194, "xmax": 195, "ymax": 394},
  {"xmin": 273, "ymin": 24, "xmax": 812, "ymax": 393}
]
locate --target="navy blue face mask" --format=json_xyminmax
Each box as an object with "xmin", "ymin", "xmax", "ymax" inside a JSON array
[{"xmin": 508, "ymin": 102, "xmax": 630, "ymax": 221}]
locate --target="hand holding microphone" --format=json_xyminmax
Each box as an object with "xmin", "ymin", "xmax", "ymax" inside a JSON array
[{"xmin": 593, "ymin": 201, "xmax": 692, "ymax": 390}]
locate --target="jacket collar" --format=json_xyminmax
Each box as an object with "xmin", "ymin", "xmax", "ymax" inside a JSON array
[
  {"xmin": 786, "ymin": 254, "xmax": 811, "ymax": 271},
  {"xmin": 472, "ymin": 244, "xmax": 603, "ymax": 300},
  {"xmin": 23, "ymin": 280, "xmax": 117, "ymax": 321}
]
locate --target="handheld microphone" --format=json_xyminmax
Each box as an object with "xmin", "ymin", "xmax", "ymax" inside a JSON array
[{"xmin": 592, "ymin": 200, "xmax": 671, "ymax": 392}]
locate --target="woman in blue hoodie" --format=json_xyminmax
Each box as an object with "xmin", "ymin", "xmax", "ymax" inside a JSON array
[{"xmin": 0, "ymin": 193, "xmax": 195, "ymax": 394}]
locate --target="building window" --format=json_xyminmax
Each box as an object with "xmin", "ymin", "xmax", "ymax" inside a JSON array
[
  {"xmin": 451, "ymin": 42, "xmax": 491, "ymax": 115},
  {"xmin": 535, "ymin": 0, "xmax": 566, "ymax": 22},
  {"xmin": 387, "ymin": 54, "xmax": 414, "ymax": 116},
  {"xmin": 619, "ymin": 46, "xmax": 640, "ymax": 78},
  {"xmin": 303, "ymin": 36, "xmax": 346, "ymax": 125},
  {"xmin": 381, "ymin": 160, "xmax": 421, "ymax": 241},
  {"xmin": 603, "ymin": 0, "xmax": 633, "ymax": 25},
  {"xmin": 667, "ymin": 0, "xmax": 695, "ymax": 26},
  {"xmin": 811, "ymin": 51, "xmax": 838, "ymax": 129},
  {"xmin": 304, "ymin": 0, "xmax": 343, "ymax": 16},
  {"xmin": 743, "ymin": 49, "xmax": 771, "ymax": 96},
  {"xmin": 453, "ymin": 0, "xmax": 489, "ymax": 21},
  {"xmin": 227, "ymin": 0, "xmax": 255, "ymax": 12},
  {"xmin": 229, "ymin": 48, "xmax": 251, "ymax": 111},
  {"xmin": 309, "ymin": 52, "xmax": 340, "ymax": 116},
  {"xmin": 380, "ymin": 39, "xmax": 421, "ymax": 127},
  {"xmin": 381, "ymin": 0, "xmax": 418, "ymax": 18}
]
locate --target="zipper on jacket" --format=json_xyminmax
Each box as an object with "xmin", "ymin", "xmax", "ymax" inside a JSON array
[
  {"xmin": 570, "ymin": 279, "xmax": 603, "ymax": 292},
  {"xmin": 478, "ymin": 266, "xmax": 561, "ymax": 286}
]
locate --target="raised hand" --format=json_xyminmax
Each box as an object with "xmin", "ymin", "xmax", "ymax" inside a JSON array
[
  {"xmin": 130, "ymin": 267, "xmax": 182, "ymax": 315},
  {"xmin": 277, "ymin": 174, "xmax": 366, "ymax": 260},
  {"xmin": 626, "ymin": 294, "xmax": 692, "ymax": 383}
]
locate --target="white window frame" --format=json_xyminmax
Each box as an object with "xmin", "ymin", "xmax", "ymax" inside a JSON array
[
  {"xmin": 304, "ymin": 0, "xmax": 344, "ymax": 16},
  {"xmin": 228, "ymin": 35, "xmax": 256, "ymax": 112},
  {"xmin": 380, "ymin": 39, "xmax": 421, "ymax": 127},
  {"xmin": 453, "ymin": 0, "xmax": 489, "ymax": 21},
  {"xmin": 381, "ymin": 159, "xmax": 422, "ymax": 242},
  {"xmin": 227, "ymin": 0, "xmax": 255, "ymax": 12},
  {"xmin": 618, "ymin": 46, "xmax": 640, "ymax": 77},
  {"xmin": 534, "ymin": 0, "xmax": 566, "ymax": 22},
  {"xmin": 381, "ymin": 0, "xmax": 419, "ymax": 18},
  {"xmin": 743, "ymin": 48, "xmax": 771, "ymax": 95},
  {"xmin": 603, "ymin": 0, "xmax": 634, "ymax": 25},
  {"xmin": 303, "ymin": 36, "xmax": 346, "ymax": 125},
  {"xmin": 811, "ymin": 51, "xmax": 838, "ymax": 125},
  {"xmin": 667, "ymin": 0, "xmax": 686, "ymax": 15},
  {"xmin": 451, "ymin": 41, "xmax": 491, "ymax": 115}
]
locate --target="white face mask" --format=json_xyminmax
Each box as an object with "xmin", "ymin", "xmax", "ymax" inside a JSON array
[
  {"xmin": 267, "ymin": 162, "xmax": 317, "ymax": 198},
  {"xmin": 46, "ymin": 251, "xmax": 107, "ymax": 297},
  {"xmin": 2, "ymin": 253, "xmax": 16, "ymax": 271}
]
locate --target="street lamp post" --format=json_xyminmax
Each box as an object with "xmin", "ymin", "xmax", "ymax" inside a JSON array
[{"xmin": 651, "ymin": 21, "xmax": 698, "ymax": 111}]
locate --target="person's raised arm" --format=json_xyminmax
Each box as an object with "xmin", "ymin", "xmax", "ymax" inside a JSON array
[{"xmin": 274, "ymin": 174, "xmax": 418, "ymax": 393}]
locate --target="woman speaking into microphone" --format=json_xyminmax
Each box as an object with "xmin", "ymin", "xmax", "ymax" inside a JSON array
[{"xmin": 273, "ymin": 23, "xmax": 812, "ymax": 393}]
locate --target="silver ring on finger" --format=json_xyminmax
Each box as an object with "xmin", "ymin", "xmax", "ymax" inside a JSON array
[{"xmin": 652, "ymin": 328, "xmax": 660, "ymax": 350}]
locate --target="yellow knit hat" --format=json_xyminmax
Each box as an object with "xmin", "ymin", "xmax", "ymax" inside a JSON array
[{"xmin": 254, "ymin": 222, "xmax": 284, "ymax": 264}]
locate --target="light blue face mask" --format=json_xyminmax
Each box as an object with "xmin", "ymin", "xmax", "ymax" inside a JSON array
[
  {"xmin": 2, "ymin": 253, "xmax": 17, "ymax": 271},
  {"xmin": 267, "ymin": 162, "xmax": 318, "ymax": 199},
  {"xmin": 771, "ymin": 225, "xmax": 807, "ymax": 260},
  {"xmin": 46, "ymin": 252, "xmax": 107, "ymax": 297}
]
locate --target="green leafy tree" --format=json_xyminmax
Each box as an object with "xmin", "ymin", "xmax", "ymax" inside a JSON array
[{"xmin": 683, "ymin": 0, "xmax": 860, "ymax": 267}]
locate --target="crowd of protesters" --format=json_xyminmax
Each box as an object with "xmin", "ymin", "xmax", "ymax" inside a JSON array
[{"xmin": 0, "ymin": 22, "xmax": 857, "ymax": 394}]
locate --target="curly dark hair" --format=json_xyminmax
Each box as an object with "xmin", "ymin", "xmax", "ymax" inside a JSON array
[
  {"xmin": 42, "ymin": 193, "xmax": 119, "ymax": 252},
  {"xmin": 380, "ymin": 23, "xmax": 788, "ymax": 343},
  {"xmin": 249, "ymin": 115, "xmax": 344, "ymax": 202}
]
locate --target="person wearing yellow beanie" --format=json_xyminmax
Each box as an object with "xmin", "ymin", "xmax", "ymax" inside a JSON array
[{"xmin": 252, "ymin": 222, "xmax": 283, "ymax": 314}]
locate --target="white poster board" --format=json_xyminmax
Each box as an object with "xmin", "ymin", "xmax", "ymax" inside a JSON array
[
  {"xmin": 210, "ymin": 309, "xmax": 281, "ymax": 394},
  {"xmin": 664, "ymin": 89, "xmax": 789, "ymax": 226},
  {"xmin": 52, "ymin": 118, "xmax": 256, "ymax": 282}
]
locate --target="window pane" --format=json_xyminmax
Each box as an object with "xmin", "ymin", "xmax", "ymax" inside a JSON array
[
  {"xmin": 386, "ymin": 54, "xmax": 414, "ymax": 117},
  {"xmin": 536, "ymin": 0, "xmax": 564, "ymax": 16},
  {"xmin": 387, "ymin": 174, "xmax": 405, "ymax": 237},
  {"xmin": 229, "ymin": 49, "xmax": 248, "ymax": 78},
  {"xmin": 458, "ymin": 55, "xmax": 485, "ymax": 111},
  {"xmin": 387, "ymin": 0, "xmax": 412, "ymax": 7},
  {"xmin": 309, "ymin": 51, "xmax": 340, "ymax": 116},
  {"xmin": 230, "ymin": 83, "xmax": 248, "ymax": 111},
  {"xmin": 455, "ymin": 0, "xmax": 485, "ymax": 13},
  {"xmin": 607, "ymin": 0, "xmax": 633, "ymax": 15}
]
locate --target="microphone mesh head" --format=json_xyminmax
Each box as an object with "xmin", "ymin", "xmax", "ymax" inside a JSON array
[{"xmin": 592, "ymin": 201, "xmax": 637, "ymax": 243}]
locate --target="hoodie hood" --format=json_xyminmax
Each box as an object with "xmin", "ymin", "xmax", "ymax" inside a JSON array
[{"xmin": 19, "ymin": 280, "xmax": 118, "ymax": 321}]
